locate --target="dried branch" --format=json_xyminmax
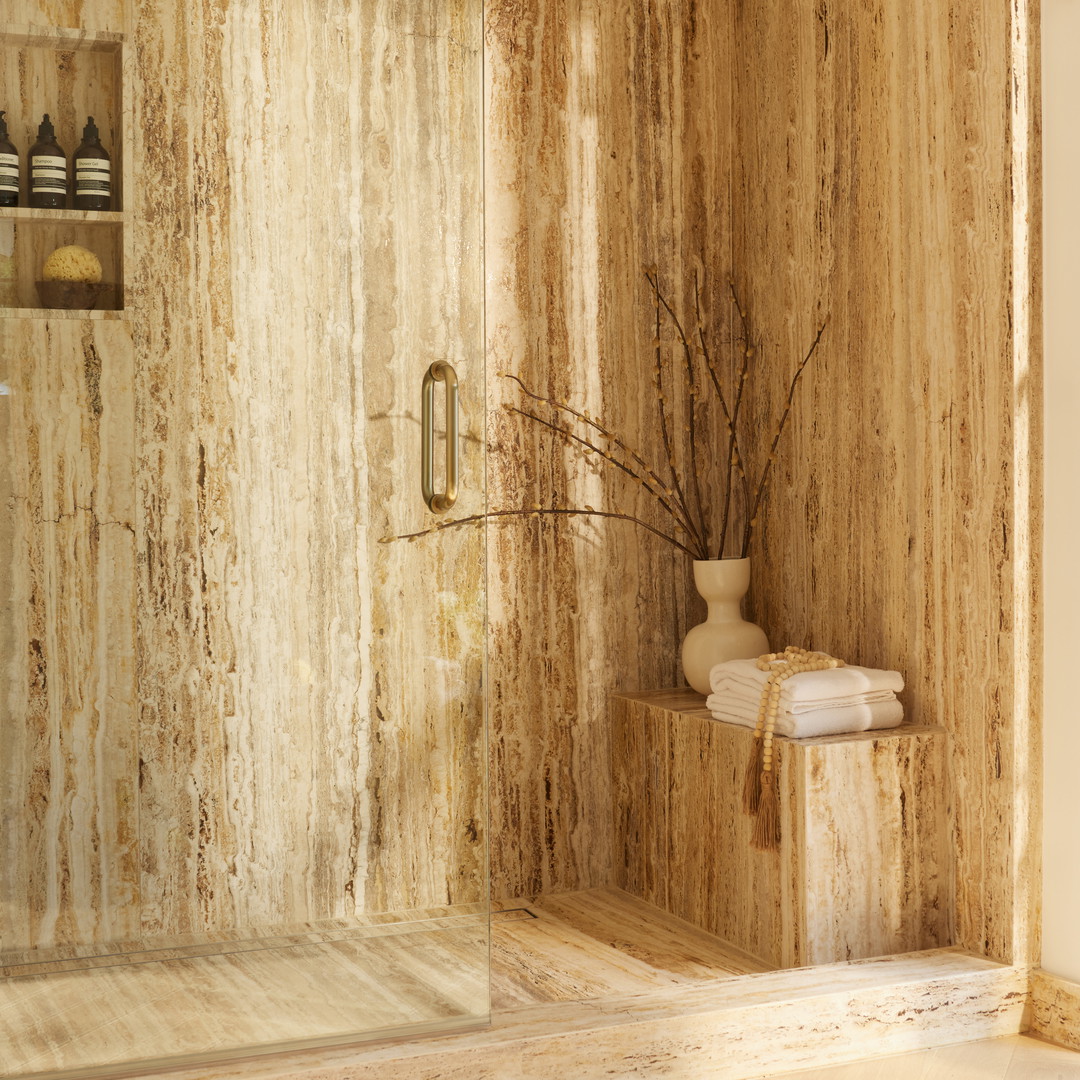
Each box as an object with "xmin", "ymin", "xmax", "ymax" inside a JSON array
[
  {"xmin": 690, "ymin": 279, "xmax": 747, "ymax": 556},
  {"xmin": 507, "ymin": 405, "xmax": 701, "ymax": 543},
  {"xmin": 720, "ymin": 281, "xmax": 754, "ymax": 558},
  {"xmin": 385, "ymin": 506, "xmax": 702, "ymax": 560},
  {"xmin": 645, "ymin": 269, "xmax": 710, "ymax": 553},
  {"xmin": 741, "ymin": 315, "xmax": 830, "ymax": 556},
  {"xmin": 649, "ymin": 273, "xmax": 705, "ymax": 557},
  {"xmin": 388, "ymin": 266, "xmax": 827, "ymax": 567},
  {"xmin": 500, "ymin": 372, "xmax": 682, "ymax": 512}
]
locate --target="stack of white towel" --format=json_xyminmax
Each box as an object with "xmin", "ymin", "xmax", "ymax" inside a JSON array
[{"xmin": 706, "ymin": 658, "xmax": 905, "ymax": 739}]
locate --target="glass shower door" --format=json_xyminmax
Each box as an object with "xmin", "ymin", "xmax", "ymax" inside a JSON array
[
  {"xmin": 0, "ymin": 0, "xmax": 487, "ymax": 1074},
  {"xmin": 346, "ymin": 0, "xmax": 491, "ymax": 1043}
]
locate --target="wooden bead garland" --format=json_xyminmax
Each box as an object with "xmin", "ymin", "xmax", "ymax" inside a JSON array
[{"xmin": 741, "ymin": 645, "xmax": 845, "ymax": 851}]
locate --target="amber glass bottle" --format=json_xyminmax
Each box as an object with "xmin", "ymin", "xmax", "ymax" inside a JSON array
[
  {"xmin": 0, "ymin": 110, "xmax": 17, "ymax": 207},
  {"xmin": 29, "ymin": 114, "xmax": 66, "ymax": 209},
  {"xmin": 73, "ymin": 116, "xmax": 111, "ymax": 211}
]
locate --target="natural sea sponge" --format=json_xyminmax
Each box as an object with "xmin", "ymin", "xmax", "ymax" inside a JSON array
[{"xmin": 42, "ymin": 245, "xmax": 102, "ymax": 284}]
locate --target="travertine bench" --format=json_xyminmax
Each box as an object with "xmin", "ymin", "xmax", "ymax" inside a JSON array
[{"xmin": 611, "ymin": 688, "xmax": 950, "ymax": 969}]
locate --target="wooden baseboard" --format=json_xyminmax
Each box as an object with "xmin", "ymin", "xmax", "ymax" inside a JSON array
[{"xmin": 1030, "ymin": 968, "xmax": 1080, "ymax": 1052}]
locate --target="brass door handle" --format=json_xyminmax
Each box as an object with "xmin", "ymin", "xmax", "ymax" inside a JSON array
[{"xmin": 421, "ymin": 360, "xmax": 459, "ymax": 513}]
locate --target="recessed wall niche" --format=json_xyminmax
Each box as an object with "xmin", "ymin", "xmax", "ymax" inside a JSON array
[{"xmin": 0, "ymin": 25, "xmax": 127, "ymax": 317}]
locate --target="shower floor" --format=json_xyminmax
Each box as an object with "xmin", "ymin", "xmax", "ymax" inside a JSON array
[
  {"xmin": 0, "ymin": 887, "xmax": 767, "ymax": 1079},
  {"xmin": 490, "ymin": 887, "xmax": 769, "ymax": 1007}
]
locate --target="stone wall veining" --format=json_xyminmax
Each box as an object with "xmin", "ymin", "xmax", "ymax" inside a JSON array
[
  {"xmin": 483, "ymin": 0, "xmax": 1038, "ymax": 966},
  {"xmin": 0, "ymin": 2, "xmax": 123, "ymax": 31},
  {"xmin": 484, "ymin": 0, "xmax": 733, "ymax": 900},
  {"xmin": 0, "ymin": 0, "xmax": 1038, "ymax": 975},
  {"xmin": 0, "ymin": 320, "xmax": 137, "ymax": 952},
  {"xmin": 731, "ymin": 0, "xmax": 1038, "ymax": 964},
  {"xmin": 131, "ymin": 0, "xmax": 485, "ymax": 936},
  {"xmin": 1, "ymin": 0, "xmax": 486, "ymax": 955}
]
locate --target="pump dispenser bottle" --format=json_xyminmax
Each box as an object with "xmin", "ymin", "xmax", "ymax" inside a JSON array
[
  {"xmin": 29, "ymin": 114, "xmax": 66, "ymax": 209},
  {"xmin": 73, "ymin": 116, "xmax": 111, "ymax": 210},
  {"xmin": 0, "ymin": 111, "xmax": 17, "ymax": 207}
]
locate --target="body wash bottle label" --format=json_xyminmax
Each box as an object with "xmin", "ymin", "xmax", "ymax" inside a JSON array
[
  {"xmin": 75, "ymin": 157, "xmax": 110, "ymax": 196},
  {"xmin": 73, "ymin": 117, "xmax": 111, "ymax": 211},
  {"xmin": 28, "ymin": 115, "xmax": 67, "ymax": 208}
]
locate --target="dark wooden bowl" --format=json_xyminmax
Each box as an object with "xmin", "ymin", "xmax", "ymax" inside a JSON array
[{"xmin": 35, "ymin": 280, "xmax": 112, "ymax": 310}]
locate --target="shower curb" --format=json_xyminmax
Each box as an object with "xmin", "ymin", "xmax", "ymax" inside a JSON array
[{"xmin": 111, "ymin": 949, "xmax": 1027, "ymax": 1080}]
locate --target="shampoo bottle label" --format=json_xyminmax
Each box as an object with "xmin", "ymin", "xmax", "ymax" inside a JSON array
[{"xmin": 31, "ymin": 154, "xmax": 66, "ymax": 193}]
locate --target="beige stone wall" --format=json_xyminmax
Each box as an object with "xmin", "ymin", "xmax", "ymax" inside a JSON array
[
  {"xmin": 484, "ymin": 0, "xmax": 1039, "ymax": 967},
  {"xmin": 131, "ymin": 0, "xmax": 486, "ymax": 938},
  {"xmin": 2, "ymin": 0, "xmax": 486, "ymax": 954},
  {"xmin": 0, "ymin": 318, "xmax": 138, "ymax": 952},
  {"xmin": 731, "ymin": 0, "xmax": 1039, "ymax": 964},
  {"xmin": 1041, "ymin": 0, "xmax": 1079, "ymax": 984},
  {"xmin": 0, "ymin": 0, "xmax": 1038, "ymax": 972},
  {"xmin": 484, "ymin": 0, "xmax": 733, "ymax": 900}
]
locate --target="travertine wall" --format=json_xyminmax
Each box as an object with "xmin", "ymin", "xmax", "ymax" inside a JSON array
[
  {"xmin": 484, "ymin": 0, "xmax": 732, "ymax": 900},
  {"xmin": 0, "ymin": 319, "xmax": 138, "ymax": 951},
  {"xmin": 0, "ymin": 0, "xmax": 1038, "ymax": 974},
  {"xmin": 131, "ymin": 0, "xmax": 486, "ymax": 938},
  {"xmin": 730, "ymin": 0, "xmax": 1039, "ymax": 964},
  {"xmin": 2, "ymin": 0, "xmax": 486, "ymax": 955},
  {"xmin": 485, "ymin": 0, "xmax": 1039, "ymax": 968}
]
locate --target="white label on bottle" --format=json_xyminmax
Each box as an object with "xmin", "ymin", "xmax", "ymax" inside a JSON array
[
  {"xmin": 0, "ymin": 152, "xmax": 16, "ymax": 193},
  {"xmin": 75, "ymin": 156, "xmax": 111, "ymax": 196},
  {"xmin": 31, "ymin": 154, "xmax": 66, "ymax": 193}
]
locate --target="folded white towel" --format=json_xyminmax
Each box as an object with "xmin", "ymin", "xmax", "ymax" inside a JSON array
[
  {"xmin": 708, "ymin": 658, "xmax": 904, "ymax": 701},
  {"xmin": 710, "ymin": 685, "xmax": 898, "ymax": 713},
  {"xmin": 705, "ymin": 694, "xmax": 904, "ymax": 739}
]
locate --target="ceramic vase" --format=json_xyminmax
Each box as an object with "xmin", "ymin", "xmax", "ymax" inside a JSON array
[{"xmin": 681, "ymin": 558, "xmax": 769, "ymax": 695}]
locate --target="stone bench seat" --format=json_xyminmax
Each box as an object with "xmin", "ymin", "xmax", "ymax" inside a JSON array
[{"xmin": 612, "ymin": 688, "xmax": 950, "ymax": 968}]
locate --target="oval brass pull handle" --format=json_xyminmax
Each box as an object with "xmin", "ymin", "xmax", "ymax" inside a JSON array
[{"xmin": 421, "ymin": 360, "xmax": 459, "ymax": 513}]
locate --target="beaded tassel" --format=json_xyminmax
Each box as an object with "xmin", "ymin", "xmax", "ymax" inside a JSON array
[
  {"xmin": 741, "ymin": 722, "xmax": 765, "ymax": 813},
  {"xmin": 744, "ymin": 646, "xmax": 844, "ymax": 851},
  {"xmin": 752, "ymin": 769, "xmax": 780, "ymax": 850}
]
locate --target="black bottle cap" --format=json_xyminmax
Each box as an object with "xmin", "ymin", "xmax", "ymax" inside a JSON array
[
  {"xmin": 82, "ymin": 116, "xmax": 99, "ymax": 141},
  {"xmin": 0, "ymin": 110, "xmax": 8, "ymax": 138},
  {"xmin": 37, "ymin": 113, "xmax": 55, "ymax": 139}
]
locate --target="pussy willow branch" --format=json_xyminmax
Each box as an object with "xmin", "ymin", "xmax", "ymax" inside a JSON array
[
  {"xmin": 500, "ymin": 372, "xmax": 678, "ymax": 505},
  {"xmin": 645, "ymin": 269, "xmax": 710, "ymax": 554},
  {"xmin": 507, "ymin": 405, "xmax": 700, "ymax": 542},
  {"xmin": 722, "ymin": 280, "xmax": 754, "ymax": 559},
  {"xmin": 649, "ymin": 276, "xmax": 706, "ymax": 557},
  {"xmin": 741, "ymin": 315, "xmax": 830, "ymax": 555},
  {"xmin": 387, "ymin": 507, "xmax": 702, "ymax": 560}
]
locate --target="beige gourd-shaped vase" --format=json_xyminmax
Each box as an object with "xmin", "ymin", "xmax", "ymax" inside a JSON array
[{"xmin": 681, "ymin": 558, "xmax": 769, "ymax": 695}]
